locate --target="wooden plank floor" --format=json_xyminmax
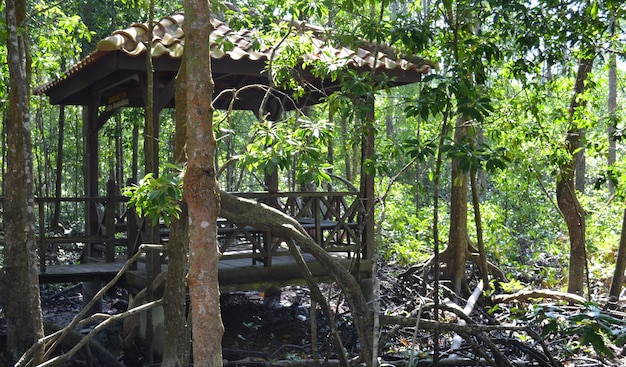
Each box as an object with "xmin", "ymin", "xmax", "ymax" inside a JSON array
[{"xmin": 39, "ymin": 253, "xmax": 372, "ymax": 292}]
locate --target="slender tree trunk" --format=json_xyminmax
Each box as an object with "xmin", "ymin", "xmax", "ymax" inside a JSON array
[
  {"xmin": 161, "ymin": 57, "xmax": 191, "ymax": 367},
  {"xmin": 2, "ymin": 0, "xmax": 45, "ymax": 363},
  {"xmin": 607, "ymin": 16, "xmax": 617, "ymax": 195},
  {"xmin": 470, "ymin": 168, "xmax": 489, "ymax": 290},
  {"xmin": 575, "ymin": 131, "xmax": 586, "ymax": 192},
  {"xmin": 557, "ymin": 57, "xmax": 593, "ymax": 296},
  {"xmin": 340, "ymin": 117, "xmax": 352, "ymax": 181},
  {"xmin": 431, "ymin": 109, "xmax": 450, "ymax": 364},
  {"xmin": 609, "ymin": 209, "xmax": 626, "ymax": 302},
  {"xmin": 358, "ymin": 97, "xmax": 376, "ymax": 367},
  {"xmin": 144, "ymin": 6, "xmax": 158, "ymax": 362},
  {"xmin": 183, "ymin": 1, "xmax": 224, "ymax": 366},
  {"xmin": 2, "ymin": 111, "xmax": 6, "ymax": 196},
  {"xmin": 446, "ymin": 116, "xmax": 471, "ymax": 295},
  {"xmin": 606, "ymin": 15, "xmax": 620, "ymax": 299}
]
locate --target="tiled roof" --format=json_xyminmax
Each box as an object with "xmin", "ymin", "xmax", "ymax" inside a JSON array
[{"xmin": 35, "ymin": 14, "xmax": 433, "ymax": 95}]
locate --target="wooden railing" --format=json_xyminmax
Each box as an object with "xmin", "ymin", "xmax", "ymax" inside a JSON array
[
  {"xmin": 219, "ymin": 192, "xmax": 363, "ymax": 266},
  {"xmin": 1, "ymin": 191, "xmax": 363, "ymax": 275},
  {"xmin": 31, "ymin": 196, "xmax": 133, "ymax": 273}
]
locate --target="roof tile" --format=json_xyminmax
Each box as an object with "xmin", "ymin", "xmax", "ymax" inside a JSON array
[{"xmin": 35, "ymin": 13, "xmax": 433, "ymax": 95}]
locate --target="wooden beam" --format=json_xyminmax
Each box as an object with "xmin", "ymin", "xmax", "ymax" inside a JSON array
[{"xmin": 48, "ymin": 53, "xmax": 119, "ymax": 105}]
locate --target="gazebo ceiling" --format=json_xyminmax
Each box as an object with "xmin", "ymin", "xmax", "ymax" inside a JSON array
[{"xmin": 34, "ymin": 13, "xmax": 433, "ymax": 113}]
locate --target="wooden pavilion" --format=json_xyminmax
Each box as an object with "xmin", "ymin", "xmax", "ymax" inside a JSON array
[{"xmin": 33, "ymin": 14, "xmax": 432, "ymax": 292}]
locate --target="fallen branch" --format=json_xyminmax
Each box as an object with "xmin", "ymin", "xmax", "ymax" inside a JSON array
[
  {"xmin": 35, "ymin": 299, "xmax": 163, "ymax": 367},
  {"xmin": 224, "ymin": 357, "xmax": 361, "ymax": 367},
  {"xmin": 379, "ymin": 315, "xmax": 561, "ymax": 367},
  {"xmin": 41, "ymin": 321, "xmax": 120, "ymax": 367},
  {"xmin": 443, "ymin": 281, "xmax": 512, "ymax": 367},
  {"xmin": 16, "ymin": 244, "xmax": 165, "ymax": 367},
  {"xmin": 491, "ymin": 290, "xmax": 586, "ymax": 305}
]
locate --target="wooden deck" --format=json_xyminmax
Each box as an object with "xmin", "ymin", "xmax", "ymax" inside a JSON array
[
  {"xmin": 29, "ymin": 191, "xmax": 371, "ymax": 292},
  {"xmin": 39, "ymin": 254, "xmax": 372, "ymax": 292}
]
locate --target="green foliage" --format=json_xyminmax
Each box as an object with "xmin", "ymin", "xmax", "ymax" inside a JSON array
[
  {"xmin": 378, "ymin": 182, "xmax": 440, "ymax": 266},
  {"xmin": 404, "ymin": 75, "xmax": 453, "ymax": 121},
  {"xmin": 526, "ymin": 303, "xmax": 626, "ymax": 358},
  {"xmin": 122, "ymin": 165, "xmax": 183, "ymax": 226},
  {"xmin": 442, "ymin": 140, "xmax": 510, "ymax": 174},
  {"xmin": 240, "ymin": 116, "xmax": 333, "ymax": 187},
  {"xmin": 10, "ymin": 3, "xmax": 626, "ymax": 363},
  {"xmin": 390, "ymin": 12, "xmax": 432, "ymax": 53}
]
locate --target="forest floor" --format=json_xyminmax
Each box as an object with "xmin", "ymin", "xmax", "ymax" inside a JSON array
[{"xmin": 3, "ymin": 261, "xmax": 626, "ymax": 366}]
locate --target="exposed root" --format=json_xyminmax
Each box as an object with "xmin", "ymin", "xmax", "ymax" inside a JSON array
[{"xmin": 400, "ymin": 246, "xmax": 506, "ymax": 286}]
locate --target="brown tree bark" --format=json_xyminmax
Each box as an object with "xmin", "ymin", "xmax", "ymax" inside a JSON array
[
  {"xmin": 182, "ymin": 1, "xmax": 224, "ymax": 366},
  {"xmin": 607, "ymin": 16, "xmax": 617, "ymax": 194},
  {"xmin": 2, "ymin": 0, "xmax": 45, "ymax": 363},
  {"xmin": 557, "ymin": 57, "xmax": 594, "ymax": 296},
  {"xmin": 445, "ymin": 116, "xmax": 472, "ymax": 295},
  {"xmin": 608, "ymin": 209, "xmax": 626, "ymax": 302}
]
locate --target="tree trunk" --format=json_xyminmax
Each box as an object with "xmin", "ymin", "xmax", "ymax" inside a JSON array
[
  {"xmin": 609, "ymin": 209, "xmax": 626, "ymax": 302},
  {"xmin": 607, "ymin": 16, "xmax": 617, "ymax": 195},
  {"xmin": 340, "ymin": 117, "xmax": 352, "ymax": 181},
  {"xmin": 358, "ymin": 97, "xmax": 376, "ymax": 367},
  {"xmin": 183, "ymin": 1, "xmax": 224, "ymax": 366},
  {"xmin": 2, "ymin": 112, "xmax": 5, "ymax": 196},
  {"xmin": 445, "ymin": 116, "xmax": 471, "ymax": 295},
  {"xmin": 575, "ymin": 131, "xmax": 586, "ymax": 192},
  {"xmin": 2, "ymin": 0, "xmax": 45, "ymax": 363},
  {"xmin": 470, "ymin": 168, "xmax": 489, "ymax": 290},
  {"xmin": 557, "ymin": 57, "xmax": 593, "ymax": 296},
  {"xmin": 144, "ymin": 7, "xmax": 158, "ymax": 361},
  {"xmin": 161, "ymin": 56, "xmax": 191, "ymax": 367}
]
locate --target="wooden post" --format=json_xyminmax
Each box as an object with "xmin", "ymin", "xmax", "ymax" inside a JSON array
[
  {"xmin": 105, "ymin": 178, "xmax": 116, "ymax": 263},
  {"xmin": 38, "ymin": 201, "xmax": 46, "ymax": 273},
  {"xmin": 84, "ymin": 97, "xmax": 100, "ymax": 241},
  {"xmin": 81, "ymin": 94, "xmax": 105, "ymax": 315},
  {"xmin": 126, "ymin": 178, "xmax": 139, "ymax": 270}
]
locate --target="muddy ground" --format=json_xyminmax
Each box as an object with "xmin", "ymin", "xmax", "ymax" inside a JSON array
[{"xmin": 3, "ymin": 263, "xmax": 626, "ymax": 366}]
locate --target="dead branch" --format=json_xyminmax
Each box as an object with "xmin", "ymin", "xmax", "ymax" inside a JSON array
[
  {"xmin": 41, "ymin": 321, "xmax": 121, "ymax": 367},
  {"xmin": 443, "ymin": 281, "xmax": 512, "ymax": 367},
  {"xmin": 491, "ymin": 290, "xmax": 586, "ymax": 305},
  {"xmin": 379, "ymin": 315, "xmax": 561, "ymax": 367},
  {"xmin": 16, "ymin": 244, "xmax": 164, "ymax": 367},
  {"xmin": 35, "ymin": 299, "xmax": 163, "ymax": 367},
  {"xmin": 225, "ymin": 357, "xmax": 361, "ymax": 367}
]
